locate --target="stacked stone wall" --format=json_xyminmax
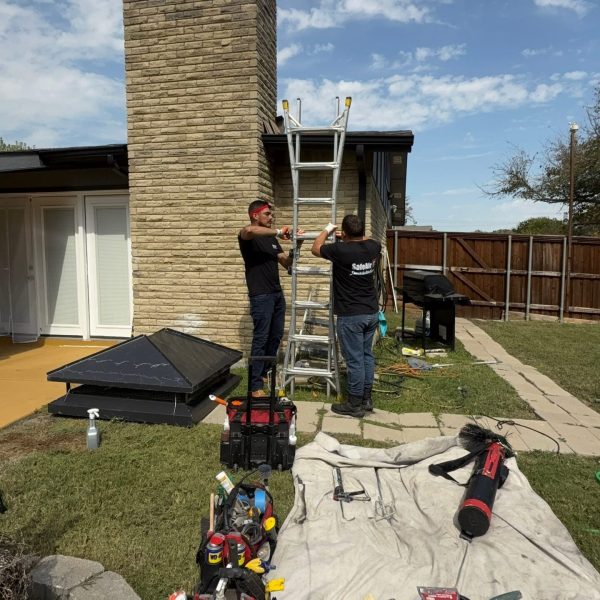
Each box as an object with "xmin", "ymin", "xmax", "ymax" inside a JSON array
[{"xmin": 123, "ymin": 0, "xmax": 277, "ymax": 349}]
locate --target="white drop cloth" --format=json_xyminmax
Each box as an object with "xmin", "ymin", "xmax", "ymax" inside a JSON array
[{"xmin": 270, "ymin": 432, "xmax": 600, "ymax": 600}]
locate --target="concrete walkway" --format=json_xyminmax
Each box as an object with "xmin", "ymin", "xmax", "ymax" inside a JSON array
[{"xmin": 203, "ymin": 318, "xmax": 600, "ymax": 456}]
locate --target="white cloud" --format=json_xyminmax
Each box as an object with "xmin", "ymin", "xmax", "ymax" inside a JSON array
[
  {"xmin": 414, "ymin": 47, "xmax": 433, "ymax": 62},
  {"xmin": 522, "ymin": 47, "xmax": 550, "ymax": 57},
  {"xmin": 370, "ymin": 44, "xmax": 465, "ymax": 71},
  {"xmin": 279, "ymin": 0, "xmax": 433, "ymax": 31},
  {"xmin": 278, "ymin": 44, "xmax": 303, "ymax": 66},
  {"xmin": 279, "ymin": 71, "xmax": 592, "ymax": 131},
  {"xmin": 371, "ymin": 53, "xmax": 388, "ymax": 70},
  {"xmin": 530, "ymin": 83, "xmax": 563, "ymax": 102},
  {"xmin": 0, "ymin": 0, "xmax": 125, "ymax": 147},
  {"xmin": 370, "ymin": 51, "xmax": 412, "ymax": 70},
  {"xmin": 563, "ymin": 71, "xmax": 587, "ymax": 80},
  {"xmin": 522, "ymin": 46, "xmax": 563, "ymax": 58},
  {"xmin": 436, "ymin": 44, "xmax": 467, "ymax": 62},
  {"xmin": 313, "ymin": 43, "xmax": 335, "ymax": 54},
  {"xmin": 278, "ymin": 42, "xmax": 334, "ymax": 66},
  {"xmin": 533, "ymin": 0, "xmax": 590, "ymax": 16}
]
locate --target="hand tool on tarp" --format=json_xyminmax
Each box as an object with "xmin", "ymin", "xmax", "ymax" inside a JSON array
[
  {"xmin": 373, "ymin": 468, "xmax": 395, "ymax": 522},
  {"xmin": 417, "ymin": 588, "xmax": 522, "ymax": 600},
  {"xmin": 332, "ymin": 466, "xmax": 370, "ymax": 521}
]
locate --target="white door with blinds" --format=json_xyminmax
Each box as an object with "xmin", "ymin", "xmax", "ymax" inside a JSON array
[
  {"xmin": 34, "ymin": 196, "xmax": 87, "ymax": 336},
  {"xmin": 28, "ymin": 192, "xmax": 131, "ymax": 339},
  {"xmin": 85, "ymin": 196, "xmax": 132, "ymax": 338}
]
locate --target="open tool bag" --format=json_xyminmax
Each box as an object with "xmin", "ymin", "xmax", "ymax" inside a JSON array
[
  {"xmin": 220, "ymin": 357, "xmax": 296, "ymax": 471},
  {"xmin": 195, "ymin": 469, "xmax": 281, "ymax": 600}
]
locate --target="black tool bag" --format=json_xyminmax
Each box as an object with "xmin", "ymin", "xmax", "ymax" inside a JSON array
[
  {"xmin": 219, "ymin": 356, "xmax": 297, "ymax": 471},
  {"xmin": 196, "ymin": 480, "xmax": 277, "ymax": 599}
]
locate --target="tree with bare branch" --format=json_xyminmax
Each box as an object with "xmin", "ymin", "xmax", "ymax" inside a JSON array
[{"xmin": 485, "ymin": 87, "xmax": 600, "ymax": 236}]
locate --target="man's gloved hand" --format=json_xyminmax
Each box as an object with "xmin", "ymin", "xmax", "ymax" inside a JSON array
[
  {"xmin": 324, "ymin": 223, "xmax": 337, "ymax": 234},
  {"xmin": 276, "ymin": 226, "xmax": 291, "ymax": 240}
]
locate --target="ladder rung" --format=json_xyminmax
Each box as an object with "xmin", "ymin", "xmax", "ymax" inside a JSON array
[
  {"xmin": 291, "ymin": 333, "xmax": 331, "ymax": 344},
  {"xmin": 284, "ymin": 366, "xmax": 336, "ymax": 377},
  {"xmin": 288, "ymin": 126, "xmax": 346, "ymax": 134},
  {"xmin": 294, "ymin": 266, "xmax": 331, "ymax": 276},
  {"xmin": 297, "ymin": 197, "xmax": 334, "ymax": 205},
  {"xmin": 294, "ymin": 301, "xmax": 330, "ymax": 309},
  {"xmin": 296, "ymin": 231, "xmax": 331, "ymax": 241},
  {"xmin": 304, "ymin": 318, "xmax": 330, "ymax": 327},
  {"xmin": 293, "ymin": 162, "xmax": 338, "ymax": 171}
]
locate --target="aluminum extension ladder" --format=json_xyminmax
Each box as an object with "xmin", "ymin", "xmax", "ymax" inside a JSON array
[{"xmin": 281, "ymin": 96, "xmax": 352, "ymax": 399}]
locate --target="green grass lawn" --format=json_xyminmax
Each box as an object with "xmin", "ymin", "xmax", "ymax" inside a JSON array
[
  {"xmin": 0, "ymin": 414, "xmax": 599, "ymax": 599},
  {"xmin": 517, "ymin": 451, "xmax": 600, "ymax": 571},
  {"xmin": 476, "ymin": 320, "xmax": 600, "ymax": 409}
]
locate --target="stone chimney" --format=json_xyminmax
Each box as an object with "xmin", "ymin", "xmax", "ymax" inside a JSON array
[{"xmin": 123, "ymin": 0, "xmax": 277, "ymax": 348}]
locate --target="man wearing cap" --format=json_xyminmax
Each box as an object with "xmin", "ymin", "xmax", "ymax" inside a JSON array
[
  {"xmin": 311, "ymin": 214, "xmax": 381, "ymax": 418},
  {"xmin": 239, "ymin": 200, "xmax": 300, "ymax": 398}
]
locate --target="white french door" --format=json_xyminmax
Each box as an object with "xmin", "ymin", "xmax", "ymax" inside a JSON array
[
  {"xmin": 34, "ymin": 196, "xmax": 87, "ymax": 336},
  {"xmin": 85, "ymin": 196, "xmax": 132, "ymax": 338},
  {"xmin": 29, "ymin": 192, "xmax": 132, "ymax": 339},
  {"xmin": 0, "ymin": 198, "xmax": 38, "ymax": 341}
]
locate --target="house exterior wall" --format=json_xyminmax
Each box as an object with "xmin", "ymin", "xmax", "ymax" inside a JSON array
[{"xmin": 123, "ymin": 0, "xmax": 276, "ymax": 349}]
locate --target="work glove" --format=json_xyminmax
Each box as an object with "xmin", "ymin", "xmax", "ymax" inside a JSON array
[{"xmin": 276, "ymin": 226, "xmax": 291, "ymax": 240}]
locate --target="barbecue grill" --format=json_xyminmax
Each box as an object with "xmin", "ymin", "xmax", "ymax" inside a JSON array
[{"xmin": 398, "ymin": 271, "xmax": 470, "ymax": 351}]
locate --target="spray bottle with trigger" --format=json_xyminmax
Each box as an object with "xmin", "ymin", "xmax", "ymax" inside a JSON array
[{"xmin": 86, "ymin": 408, "xmax": 101, "ymax": 449}]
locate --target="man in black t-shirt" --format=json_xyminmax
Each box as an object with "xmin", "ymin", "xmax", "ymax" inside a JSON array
[
  {"xmin": 312, "ymin": 215, "xmax": 381, "ymax": 418},
  {"xmin": 239, "ymin": 200, "xmax": 300, "ymax": 397}
]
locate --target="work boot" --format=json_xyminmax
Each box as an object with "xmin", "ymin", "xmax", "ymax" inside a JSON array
[
  {"xmin": 362, "ymin": 385, "xmax": 373, "ymax": 412},
  {"xmin": 331, "ymin": 395, "xmax": 365, "ymax": 418}
]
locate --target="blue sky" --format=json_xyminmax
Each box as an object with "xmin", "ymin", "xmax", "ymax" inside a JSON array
[{"xmin": 1, "ymin": 0, "xmax": 598, "ymax": 231}]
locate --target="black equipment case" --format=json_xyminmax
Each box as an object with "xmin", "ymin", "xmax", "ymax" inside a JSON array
[{"xmin": 219, "ymin": 357, "xmax": 296, "ymax": 471}]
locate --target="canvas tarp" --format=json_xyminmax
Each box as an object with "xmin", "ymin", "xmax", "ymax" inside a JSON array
[{"xmin": 269, "ymin": 432, "xmax": 600, "ymax": 600}]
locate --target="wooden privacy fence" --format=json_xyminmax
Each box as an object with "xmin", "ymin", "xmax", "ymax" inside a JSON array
[{"xmin": 386, "ymin": 230, "xmax": 600, "ymax": 321}]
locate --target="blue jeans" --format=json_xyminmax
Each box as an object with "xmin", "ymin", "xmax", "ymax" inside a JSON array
[
  {"xmin": 249, "ymin": 291, "xmax": 286, "ymax": 391},
  {"xmin": 336, "ymin": 312, "xmax": 379, "ymax": 398}
]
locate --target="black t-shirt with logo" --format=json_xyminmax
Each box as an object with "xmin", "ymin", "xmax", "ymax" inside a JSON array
[
  {"xmin": 319, "ymin": 239, "xmax": 381, "ymax": 316},
  {"xmin": 238, "ymin": 234, "xmax": 283, "ymax": 296}
]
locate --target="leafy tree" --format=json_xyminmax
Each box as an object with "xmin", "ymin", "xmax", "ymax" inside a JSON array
[
  {"xmin": 486, "ymin": 87, "xmax": 600, "ymax": 236},
  {"xmin": 513, "ymin": 216, "xmax": 567, "ymax": 235},
  {"xmin": 0, "ymin": 138, "xmax": 30, "ymax": 152}
]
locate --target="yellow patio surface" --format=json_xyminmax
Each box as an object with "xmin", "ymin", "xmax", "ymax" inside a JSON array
[{"xmin": 0, "ymin": 337, "xmax": 117, "ymax": 428}]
